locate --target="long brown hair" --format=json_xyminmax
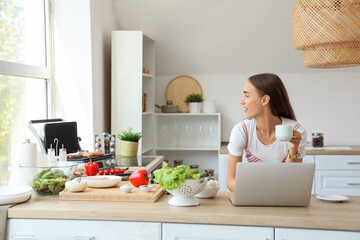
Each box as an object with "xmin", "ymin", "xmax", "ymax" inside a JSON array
[{"xmin": 248, "ymin": 73, "xmax": 296, "ymax": 121}]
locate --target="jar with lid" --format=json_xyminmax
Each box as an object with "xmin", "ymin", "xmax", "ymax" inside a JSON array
[
  {"xmin": 205, "ymin": 169, "xmax": 214, "ymax": 178},
  {"xmin": 312, "ymin": 133, "xmax": 324, "ymax": 147},
  {"xmin": 173, "ymin": 160, "xmax": 183, "ymax": 167},
  {"xmin": 189, "ymin": 164, "xmax": 199, "ymax": 169}
]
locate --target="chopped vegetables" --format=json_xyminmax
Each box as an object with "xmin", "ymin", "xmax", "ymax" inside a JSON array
[{"xmin": 32, "ymin": 169, "xmax": 68, "ymax": 195}]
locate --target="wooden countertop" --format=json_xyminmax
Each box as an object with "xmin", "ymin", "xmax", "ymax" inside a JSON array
[
  {"xmin": 220, "ymin": 142, "xmax": 360, "ymax": 155},
  {"xmin": 8, "ymin": 192, "xmax": 360, "ymax": 231}
]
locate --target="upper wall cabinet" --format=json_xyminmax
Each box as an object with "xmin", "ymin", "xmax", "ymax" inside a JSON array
[{"xmin": 111, "ymin": 31, "xmax": 155, "ymax": 156}]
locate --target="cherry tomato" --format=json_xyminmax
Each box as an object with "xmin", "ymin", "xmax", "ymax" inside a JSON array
[
  {"xmin": 116, "ymin": 169, "xmax": 121, "ymax": 174},
  {"xmin": 120, "ymin": 168, "xmax": 125, "ymax": 173},
  {"xmin": 105, "ymin": 169, "xmax": 111, "ymax": 175},
  {"xmin": 98, "ymin": 170, "xmax": 104, "ymax": 175},
  {"xmin": 110, "ymin": 169, "xmax": 116, "ymax": 175}
]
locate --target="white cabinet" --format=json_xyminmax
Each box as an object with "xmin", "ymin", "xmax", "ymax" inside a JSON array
[
  {"xmin": 163, "ymin": 223, "xmax": 274, "ymax": 240},
  {"xmin": 7, "ymin": 219, "xmax": 161, "ymax": 240},
  {"xmin": 155, "ymin": 113, "xmax": 221, "ymax": 178},
  {"xmin": 219, "ymin": 153, "xmax": 228, "ymax": 191},
  {"xmin": 111, "ymin": 31, "xmax": 155, "ymax": 156},
  {"xmin": 315, "ymin": 155, "xmax": 360, "ymax": 196},
  {"xmin": 275, "ymin": 228, "xmax": 360, "ymax": 240}
]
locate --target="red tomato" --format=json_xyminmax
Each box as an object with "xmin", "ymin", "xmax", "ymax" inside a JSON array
[
  {"xmin": 110, "ymin": 169, "xmax": 116, "ymax": 175},
  {"xmin": 116, "ymin": 169, "xmax": 121, "ymax": 174},
  {"xmin": 120, "ymin": 168, "xmax": 125, "ymax": 173},
  {"xmin": 98, "ymin": 170, "xmax": 104, "ymax": 175},
  {"xmin": 105, "ymin": 169, "xmax": 111, "ymax": 175}
]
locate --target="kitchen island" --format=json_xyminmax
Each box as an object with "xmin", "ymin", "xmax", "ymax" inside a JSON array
[{"xmin": 6, "ymin": 192, "xmax": 360, "ymax": 240}]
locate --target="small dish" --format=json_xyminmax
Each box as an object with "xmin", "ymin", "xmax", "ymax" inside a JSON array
[
  {"xmin": 316, "ymin": 194, "xmax": 349, "ymax": 202},
  {"xmin": 120, "ymin": 185, "xmax": 133, "ymax": 193},
  {"xmin": 0, "ymin": 186, "xmax": 33, "ymax": 205},
  {"xmin": 195, "ymin": 186, "xmax": 220, "ymax": 199},
  {"xmin": 82, "ymin": 175, "xmax": 122, "ymax": 188},
  {"xmin": 139, "ymin": 185, "xmax": 153, "ymax": 193}
]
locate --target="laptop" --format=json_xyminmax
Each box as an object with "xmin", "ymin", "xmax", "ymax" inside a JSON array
[{"xmin": 229, "ymin": 163, "xmax": 315, "ymax": 207}]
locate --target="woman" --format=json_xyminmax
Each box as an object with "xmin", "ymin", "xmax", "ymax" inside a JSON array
[{"xmin": 226, "ymin": 73, "xmax": 306, "ymax": 192}]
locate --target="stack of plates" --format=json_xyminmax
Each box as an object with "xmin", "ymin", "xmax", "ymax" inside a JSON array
[{"xmin": 0, "ymin": 186, "xmax": 32, "ymax": 205}]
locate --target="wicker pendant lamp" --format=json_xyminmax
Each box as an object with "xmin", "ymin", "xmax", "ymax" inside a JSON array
[{"xmin": 292, "ymin": 0, "xmax": 360, "ymax": 68}]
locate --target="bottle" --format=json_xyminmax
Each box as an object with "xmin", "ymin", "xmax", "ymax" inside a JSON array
[
  {"xmin": 312, "ymin": 133, "xmax": 324, "ymax": 147},
  {"xmin": 59, "ymin": 144, "xmax": 67, "ymax": 162},
  {"xmin": 47, "ymin": 144, "xmax": 56, "ymax": 162},
  {"xmin": 190, "ymin": 164, "xmax": 199, "ymax": 169}
]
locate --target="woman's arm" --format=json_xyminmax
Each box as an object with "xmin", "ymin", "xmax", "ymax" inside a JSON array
[{"xmin": 226, "ymin": 153, "xmax": 242, "ymax": 192}]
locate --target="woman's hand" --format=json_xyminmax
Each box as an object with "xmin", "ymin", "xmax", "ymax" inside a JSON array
[{"xmin": 289, "ymin": 130, "xmax": 301, "ymax": 153}]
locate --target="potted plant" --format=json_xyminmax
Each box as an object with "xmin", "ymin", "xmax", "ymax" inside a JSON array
[
  {"xmin": 118, "ymin": 127, "xmax": 142, "ymax": 157},
  {"xmin": 185, "ymin": 93, "xmax": 203, "ymax": 113}
]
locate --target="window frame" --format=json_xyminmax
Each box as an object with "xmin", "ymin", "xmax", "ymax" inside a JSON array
[{"xmin": 0, "ymin": 0, "xmax": 53, "ymax": 117}]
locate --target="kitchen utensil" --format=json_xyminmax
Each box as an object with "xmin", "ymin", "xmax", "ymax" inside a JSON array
[
  {"xmin": 28, "ymin": 119, "xmax": 82, "ymax": 155},
  {"xmin": 156, "ymin": 101, "xmax": 179, "ymax": 113},
  {"xmin": 82, "ymin": 175, "xmax": 122, "ymax": 188},
  {"xmin": 166, "ymin": 75, "xmax": 203, "ymax": 113},
  {"xmin": 19, "ymin": 162, "xmax": 78, "ymax": 196},
  {"xmin": 316, "ymin": 194, "xmax": 349, "ymax": 202},
  {"xmin": 59, "ymin": 184, "xmax": 165, "ymax": 202},
  {"xmin": 167, "ymin": 178, "xmax": 208, "ymax": 207}
]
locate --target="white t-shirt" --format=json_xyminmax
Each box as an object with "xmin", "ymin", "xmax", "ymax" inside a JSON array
[{"xmin": 227, "ymin": 117, "xmax": 307, "ymax": 163}]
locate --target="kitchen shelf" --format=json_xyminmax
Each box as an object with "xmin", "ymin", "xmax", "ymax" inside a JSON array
[
  {"xmin": 111, "ymin": 31, "xmax": 155, "ymax": 156},
  {"xmin": 142, "ymin": 112, "xmax": 153, "ymax": 116},
  {"xmin": 155, "ymin": 147, "xmax": 219, "ymax": 151},
  {"xmin": 142, "ymin": 147, "xmax": 153, "ymax": 154},
  {"xmin": 142, "ymin": 73, "xmax": 153, "ymax": 79}
]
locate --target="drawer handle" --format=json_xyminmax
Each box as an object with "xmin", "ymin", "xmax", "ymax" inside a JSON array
[
  {"xmin": 346, "ymin": 161, "xmax": 360, "ymax": 164},
  {"xmin": 348, "ymin": 182, "xmax": 360, "ymax": 186},
  {"xmin": 11, "ymin": 235, "xmax": 95, "ymax": 240}
]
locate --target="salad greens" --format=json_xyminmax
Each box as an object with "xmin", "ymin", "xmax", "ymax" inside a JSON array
[
  {"xmin": 32, "ymin": 168, "xmax": 68, "ymax": 195},
  {"xmin": 154, "ymin": 162, "xmax": 200, "ymax": 190}
]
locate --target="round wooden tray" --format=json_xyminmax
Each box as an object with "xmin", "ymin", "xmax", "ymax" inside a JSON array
[{"xmin": 166, "ymin": 75, "xmax": 203, "ymax": 112}]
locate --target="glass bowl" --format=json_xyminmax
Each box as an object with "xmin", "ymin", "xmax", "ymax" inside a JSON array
[{"xmin": 19, "ymin": 162, "xmax": 78, "ymax": 197}]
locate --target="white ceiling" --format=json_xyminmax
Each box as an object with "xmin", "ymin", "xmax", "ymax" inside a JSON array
[{"xmin": 112, "ymin": 0, "xmax": 357, "ymax": 75}]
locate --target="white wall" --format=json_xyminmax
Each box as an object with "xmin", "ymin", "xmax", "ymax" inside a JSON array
[
  {"xmin": 53, "ymin": 0, "xmax": 94, "ymax": 150},
  {"xmin": 52, "ymin": 0, "xmax": 118, "ymax": 151},
  {"xmin": 90, "ymin": 0, "xmax": 119, "ymax": 135},
  {"xmin": 113, "ymin": 0, "xmax": 360, "ymax": 145}
]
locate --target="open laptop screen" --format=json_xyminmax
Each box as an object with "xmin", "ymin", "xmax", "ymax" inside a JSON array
[{"xmin": 230, "ymin": 163, "xmax": 315, "ymax": 207}]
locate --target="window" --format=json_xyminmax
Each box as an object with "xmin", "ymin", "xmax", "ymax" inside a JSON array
[{"xmin": 0, "ymin": 0, "xmax": 51, "ymax": 185}]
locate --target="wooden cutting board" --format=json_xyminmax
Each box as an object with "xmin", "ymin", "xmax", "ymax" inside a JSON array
[{"xmin": 59, "ymin": 184, "xmax": 165, "ymax": 203}]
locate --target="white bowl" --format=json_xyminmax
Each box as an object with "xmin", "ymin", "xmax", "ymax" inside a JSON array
[
  {"xmin": 0, "ymin": 186, "xmax": 33, "ymax": 205},
  {"xmin": 82, "ymin": 175, "xmax": 122, "ymax": 188},
  {"xmin": 139, "ymin": 185, "xmax": 153, "ymax": 193},
  {"xmin": 195, "ymin": 186, "xmax": 220, "ymax": 199},
  {"xmin": 120, "ymin": 185, "xmax": 133, "ymax": 193}
]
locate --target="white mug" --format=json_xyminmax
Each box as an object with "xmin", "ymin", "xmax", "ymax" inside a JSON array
[{"xmin": 275, "ymin": 125, "xmax": 293, "ymax": 141}]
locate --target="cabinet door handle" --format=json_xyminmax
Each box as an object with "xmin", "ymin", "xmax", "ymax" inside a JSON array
[
  {"xmin": 11, "ymin": 235, "xmax": 95, "ymax": 240},
  {"xmin": 346, "ymin": 161, "xmax": 360, "ymax": 164},
  {"xmin": 348, "ymin": 182, "xmax": 360, "ymax": 185}
]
